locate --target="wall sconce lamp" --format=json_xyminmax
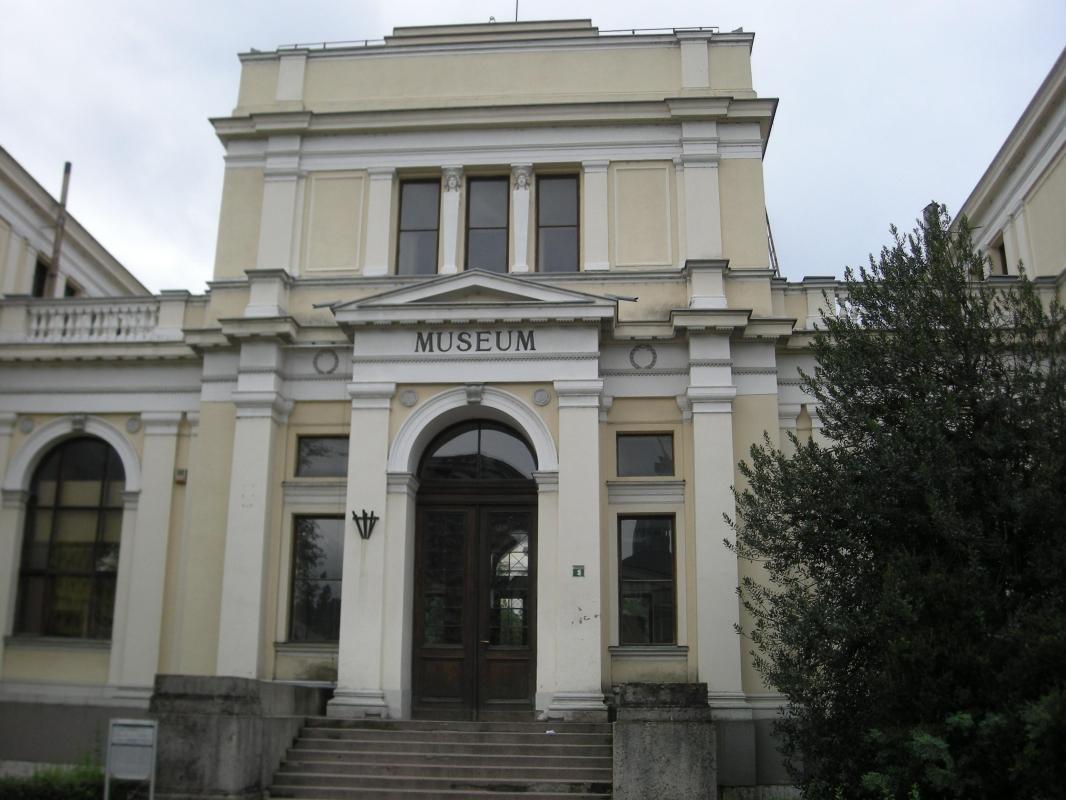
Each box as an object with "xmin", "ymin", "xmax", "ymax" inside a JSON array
[{"xmin": 352, "ymin": 509, "xmax": 379, "ymax": 540}]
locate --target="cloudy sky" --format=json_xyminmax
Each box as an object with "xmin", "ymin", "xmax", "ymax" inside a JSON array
[{"xmin": 1, "ymin": 1, "xmax": 1063, "ymax": 291}]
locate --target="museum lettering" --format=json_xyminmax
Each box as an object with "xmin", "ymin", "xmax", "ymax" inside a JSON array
[{"xmin": 414, "ymin": 329, "xmax": 536, "ymax": 353}]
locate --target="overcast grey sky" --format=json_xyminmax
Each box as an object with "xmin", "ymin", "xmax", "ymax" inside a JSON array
[{"xmin": 1, "ymin": 1, "xmax": 1063, "ymax": 291}]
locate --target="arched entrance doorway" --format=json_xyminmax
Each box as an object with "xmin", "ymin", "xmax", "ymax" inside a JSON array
[{"xmin": 412, "ymin": 420, "xmax": 537, "ymax": 720}]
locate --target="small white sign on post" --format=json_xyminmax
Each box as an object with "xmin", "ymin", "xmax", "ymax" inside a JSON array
[{"xmin": 105, "ymin": 718, "xmax": 156, "ymax": 800}]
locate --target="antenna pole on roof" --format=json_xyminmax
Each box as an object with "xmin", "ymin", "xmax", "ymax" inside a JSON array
[
  {"xmin": 47, "ymin": 161, "xmax": 71, "ymax": 297},
  {"xmin": 515, "ymin": 1, "xmax": 518, "ymax": 22}
]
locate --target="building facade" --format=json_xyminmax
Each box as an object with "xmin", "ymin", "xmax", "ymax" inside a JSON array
[{"xmin": 0, "ymin": 19, "xmax": 977, "ymax": 793}]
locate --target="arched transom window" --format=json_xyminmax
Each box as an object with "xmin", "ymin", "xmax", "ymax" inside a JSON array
[
  {"xmin": 418, "ymin": 421, "xmax": 537, "ymax": 481},
  {"xmin": 16, "ymin": 436, "xmax": 125, "ymax": 639}
]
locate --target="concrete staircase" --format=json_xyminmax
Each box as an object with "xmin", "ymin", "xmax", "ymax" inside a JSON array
[{"xmin": 267, "ymin": 717, "xmax": 614, "ymax": 799}]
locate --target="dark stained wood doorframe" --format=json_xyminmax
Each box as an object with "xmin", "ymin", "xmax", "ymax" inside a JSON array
[{"xmin": 412, "ymin": 483, "xmax": 537, "ymax": 720}]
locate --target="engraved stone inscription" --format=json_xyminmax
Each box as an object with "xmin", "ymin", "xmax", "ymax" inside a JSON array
[{"xmin": 414, "ymin": 329, "xmax": 536, "ymax": 354}]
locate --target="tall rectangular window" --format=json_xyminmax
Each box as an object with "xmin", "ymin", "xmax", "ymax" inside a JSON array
[
  {"xmin": 537, "ymin": 175, "xmax": 578, "ymax": 272},
  {"xmin": 290, "ymin": 516, "xmax": 344, "ymax": 642},
  {"xmin": 618, "ymin": 515, "xmax": 676, "ymax": 645},
  {"xmin": 466, "ymin": 177, "xmax": 509, "ymax": 272},
  {"xmin": 617, "ymin": 433, "xmax": 674, "ymax": 477},
  {"xmin": 295, "ymin": 436, "xmax": 349, "ymax": 478},
  {"xmin": 32, "ymin": 258, "xmax": 49, "ymax": 298},
  {"xmin": 397, "ymin": 180, "xmax": 440, "ymax": 275}
]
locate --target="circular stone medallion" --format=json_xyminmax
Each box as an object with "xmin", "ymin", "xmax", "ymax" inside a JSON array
[
  {"xmin": 313, "ymin": 349, "xmax": 340, "ymax": 375},
  {"xmin": 629, "ymin": 344, "xmax": 658, "ymax": 370}
]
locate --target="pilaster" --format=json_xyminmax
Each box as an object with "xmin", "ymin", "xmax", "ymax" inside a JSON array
[
  {"xmin": 582, "ymin": 161, "xmax": 610, "ymax": 271},
  {"xmin": 216, "ymin": 349, "xmax": 291, "ymax": 678},
  {"xmin": 778, "ymin": 403, "xmax": 802, "ymax": 457},
  {"xmin": 255, "ymin": 135, "xmax": 302, "ymax": 273},
  {"xmin": 329, "ymin": 382, "xmax": 396, "ymax": 718},
  {"xmin": 680, "ymin": 121, "xmax": 723, "ymax": 260},
  {"xmin": 511, "ymin": 165, "xmax": 532, "ymax": 272},
  {"xmin": 687, "ymin": 333, "xmax": 744, "ymax": 699},
  {"xmin": 110, "ymin": 412, "xmax": 182, "ymax": 692},
  {"xmin": 440, "ymin": 166, "xmax": 464, "ymax": 274},
  {"xmin": 364, "ymin": 167, "xmax": 396, "ymax": 276},
  {"xmin": 0, "ymin": 413, "xmax": 20, "ymax": 675},
  {"xmin": 546, "ymin": 380, "xmax": 607, "ymax": 719}
]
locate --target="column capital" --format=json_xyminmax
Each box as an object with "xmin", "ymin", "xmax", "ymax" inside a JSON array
[
  {"xmin": 687, "ymin": 385, "xmax": 736, "ymax": 413},
  {"xmin": 675, "ymin": 394, "xmax": 693, "ymax": 422},
  {"xmin": 778, "ymin": 404, "xmax": 802, "ymax": 428},
  {"xmin": 533, "ymin": 470, "xmax": 559, "ymax": 493},
  {"xmin": 581, "ymin": 159, "xmax": 610, "ymax": 173},
  {"xmin": 442, "ymin": 166, "xmax": 463, "ymax": 191},
  {"xmin": 386, "ymin": 472, "xmax": 419, "ymax": 499},
  {"xmin": 511, "ymin": 164, "xmax": 532, "ymax": 189},
  {"xmin": 122, "ymin": 489, "xmax": 141, "ymax": 510},
  {"xmin": 349, "ymin": 382, "xmax": 396, "ymax": 409},
  {"xmin": 233, "ymin": 392, "xmax": 293, "ymax": 423},
  {"xmin": 367, "ymin": 166, "xmax": 396, "ymax": 180},
  {"xmin": 1, "ymin": 489, "xmax": 28, "ymax": 510},
  {"xmin": 553, "ymin": 379, "xmax": 604, "ymax": 407},
  {"xmin": 141, "ymin": 412, "xmax": 183, "ymax": 435},
  {"xmin": 0, "ymin": 412, "xmax": 16, "ymax": 436}
]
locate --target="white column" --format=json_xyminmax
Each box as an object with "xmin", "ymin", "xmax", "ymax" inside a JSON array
[
  {"xmin": 0, "ymin": 413, "xmax": 20, "ymax": 675},
  {"xmin": 533, "ymin": 470, "xmax": 559, "ymax": 714},
  {"xmin": 511, "ymin": 164, "xmax": 532, "ymax": 273},
  {"xmin": 1, "ymin": 234, "xmax": 24, "ymax": 294},
  {"xmin": 50, "ymin": 273, "xmax": 67, "ymax": 298},
  {"xmin": 440, "ymin": 166, "xmax": 463, "ymax": 275},
  {"xmin": 809, "ymin": 404, "xmax": 830, "ymax": 447},
  {"xmin": 381, "ymin": 471, "xmax": 418, "ymax": 718},
  {"xmin": 680, "ymin": 121, "xmax": 723, "ymax": 260},
  {"xmin": 363, "ymin": 167, "xmax": 396, "ymax": 276},
  {"xmin": 328, "ymin": 382, "xmax": 395, "ymax": 718},
  {"xmin": 547, "ymin": 380, "xmax": 607, "ymax": 719},
  {"xmin": 688, "ymin": 333, "xmax": 744, "ymax": 703},
  {"xmin": 216, "ymin": 371, "xmax": 290, "ymax": 678},
  {"xmin": 110, "ymin": 412, "xmax": 181, "ymax": 693},
  {"xmin": 256, "ymin": 135, "xmax": 302, "ymax": 274},
  {"xmin": 582, "ymin": 161, "xmax": 610, "ymax": 271}
]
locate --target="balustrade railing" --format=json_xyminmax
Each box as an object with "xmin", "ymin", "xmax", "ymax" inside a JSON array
[{"xmin": 23, "ymin": 299, "xmax": 161, "ymax": 343}]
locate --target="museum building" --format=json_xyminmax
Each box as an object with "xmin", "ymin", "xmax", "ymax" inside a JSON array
[{"xmin": 20, "ymin": 19, "xmax": 1060, "ymax": 796}]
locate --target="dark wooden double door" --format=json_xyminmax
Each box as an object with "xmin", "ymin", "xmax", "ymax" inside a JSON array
[{"xmin": 413, "ymin": 496, "xmax": 536, "ymax": 720}]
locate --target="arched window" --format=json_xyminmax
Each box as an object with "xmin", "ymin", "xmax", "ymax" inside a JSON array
[
  {"xmin": 419, "ymin": 421, "xmax": 536, "ymax": 481},
  {"xmin": 15, "ymin": 436, "xmax": 125, "ymax": 639}
]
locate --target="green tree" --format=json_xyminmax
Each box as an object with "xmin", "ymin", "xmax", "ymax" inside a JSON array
[{"xmin": 731, "ymin": 205, "xmax": 1066, "ymax": 799}]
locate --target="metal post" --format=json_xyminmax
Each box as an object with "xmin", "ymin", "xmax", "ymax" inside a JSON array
[{"xmin": 47, "ymin": 161, "xmax": 71, "ymax": 296}]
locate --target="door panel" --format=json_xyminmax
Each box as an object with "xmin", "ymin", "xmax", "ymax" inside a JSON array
[{"xmin": 412, "ymin": 502, "xmax": 536, "ymax": 719}]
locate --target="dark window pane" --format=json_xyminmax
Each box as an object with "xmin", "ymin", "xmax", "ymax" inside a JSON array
[
  {"xmin": 467, "ymin": 229, "xmax": 508, "ymax": 272},
  {"xmin": 290, "ymin": 517, "xmax": 344, "ymax": 642},
  {"xmin": 617, "ymin": 434, "xmax": 674, "ymax": 476},
  {"xmin": 398, "ymin": 230, "xmax": 439, "ymax": 275},
  {"xmin": 422, "ymin": 511, "xmax": 466, "ymax": 645},
  {"xmin": 400, "ymin": 182, "xmax": 440, "ymax": 230},
  {"xmin": 619, "ymin": 516, "xmax": 675, "ymax": 645},
  {"xmin": 419, "ymin": 423, "xmax": 536, "ymax": 481},
  {"xmin": 48, "ymin": 576, "xmax": 92, "ymax": 637},
  {"xmin": 479, "ymin": 428, "xmax": 536, "ymax": 479},
  {"xmin": 468, "ymin": 179, "xmax": 508, "ymax": 228},
  {"xmin": 16, "ymin": 576, "xmax": 45, "ymax": 634},
  {"xmin": 60, "ymin": 439, "xmax": 109, "ymax": 482},
  {"xmin": 537, "ymin": 176, "xmax": 578, "ymax": 226},
  {"xmin": 296, "ymin": 437, "xmax": 349, "ymax": 477},
  {"xmin": 538, "ymin": 227, "xmax": 579, "ymax": 272}
]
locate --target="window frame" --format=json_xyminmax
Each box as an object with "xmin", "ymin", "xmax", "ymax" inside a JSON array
[
  {"xmin": 535, "ymin": 173, "xmax": 580, "ymax": 273},
  {"xmin": 617, "ymin": 513, "xmax": 677, "ymax": 646},
  {"xmin": 615, "ymin": 432, "xmax": 675, "ymax": 477},
  {"xmin": 464, "ymin": 176, "xmax": 511, "ymax": 273},
  {"xmin": 396, "ymin": 178, "xmax": 442, "ymax": 276},
  {"xmin": 15, "ymin": 436, "xmax": 125, "ymax": 640},
  {"xmin": 288, "ymin": 514, "xmax": 346, "ymax": 643}
]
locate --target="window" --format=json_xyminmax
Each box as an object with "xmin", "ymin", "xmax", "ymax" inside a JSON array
[
  {"xmin": 32, "ymin": 258, "xmax": 49, "ymax": 298},
  {"xmin": 64, "ymin": 279, "xmax": 82, "ymax": 298},
  {"xmin": 466, "ymin": 177, "xmax": 509, "ymax": 272},
  {"xmin": 289, "ymin": 516, "xmax": 344, "ymax": 642},
  {"xmin": 617, "ymin": 433, "xmax": 674, "ymax": 476},
  {"xmin": 295, "ymin": 436, "xmax": 349, "ymax": 477},
  {"xmin": 618, "ymin": 515, "xmax": 675, "ymax": 645},
  {"xmin": 419, "ymin": 421, "xmax": 536, "ymax": 481},
  {"xmin": 537, "ymin": 175, "xmax": 579, "ymax": 272},
  {"xmin": 15, "ymin": 436, "xmax": 125, "ymax": 639},
  {"xmin": 397, "ymin": 180, "xmax": 440, "ymax": 275}
]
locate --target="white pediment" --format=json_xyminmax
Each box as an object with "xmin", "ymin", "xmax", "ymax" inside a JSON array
[{"xmin": 332, "ymin": 269, "xmax": 617, "ymax": 326}]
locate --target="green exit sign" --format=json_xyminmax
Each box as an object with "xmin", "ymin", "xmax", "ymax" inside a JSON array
[{"xmin": 572, "ymin": 565, "xmax": 585, "ymax": 578}]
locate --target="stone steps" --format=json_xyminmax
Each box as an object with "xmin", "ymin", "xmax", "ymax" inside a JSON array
[{"xmin": 267, "ymin": 717, "xmax": 613, "ymax": 799}]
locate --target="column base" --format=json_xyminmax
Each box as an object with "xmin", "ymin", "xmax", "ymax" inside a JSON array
[
  {"xmin": 327, "ymin": 689, "xmax": 390, "ymax": 719},
  {"xmin": 539, "ymin": 690, "xmax": 608, "ymax": 721}
]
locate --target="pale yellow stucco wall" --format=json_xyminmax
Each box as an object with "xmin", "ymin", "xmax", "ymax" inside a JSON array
[
  {"xmin": 301, "ymin": 171, "xmax": 367, "ymax": 274},
  {"xmin": 214, "ymin": 168, "xmax": 264, "ymax": 280},
  {"xmin": 708, "ymin": 44, "xmax": 754, "ymax": 94},
  {"xmin": 609, "ymin": 161, "xmax": 678, "ymax": 269},
  {"xmin": 731, "ymin": 393, "xmax": 781, "ymax": 693},
  {"xmin": 719, "ymin": 158, "xmax": 769, "ymax": 269},
  {"xmin": 2, "ymin": 645, "xmax": 110, "ymax": 684},
  {"xmin": 173, "ymin": 402, "xmax": 235, "ymax": 674},
  {"xmin": 158, "ymin": 416, "xmax": 193, "ymax": 674},
  {"xmin": 1023, "ymin": 150, "xmax": 1066, "ymax": 277},
  {"xmin": 236, "ymin": 60, "xmax": 280, "ymax": 112}
]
